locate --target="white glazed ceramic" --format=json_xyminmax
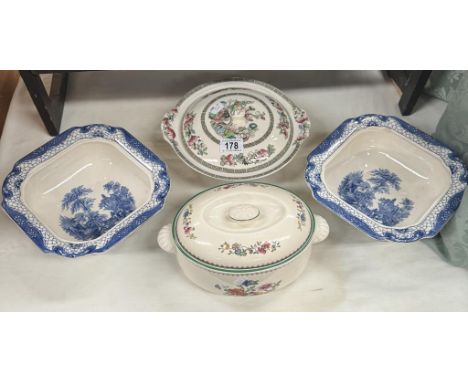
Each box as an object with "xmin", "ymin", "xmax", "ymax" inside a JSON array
[
  {"xmin": 305, "ymin": 114, "xmax": 467, "ymax": 242},
  {"xmin": 157, "ymin": 183, "xmax": 329, "ymax": 296},
  {"xmin": 2, "ymin": 125, "xmax": 170, "ymax": 257},
  {"xmin": 161, "ymin": 79, "xmax": 311, "ymax": 180}
]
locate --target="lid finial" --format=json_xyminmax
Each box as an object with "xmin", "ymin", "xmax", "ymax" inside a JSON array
[{"xmin": 228, "ymin": 204, "xmax": 260, "ymax": 222}]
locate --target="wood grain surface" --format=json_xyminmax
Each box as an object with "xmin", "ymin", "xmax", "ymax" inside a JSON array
[{"xmin": 0, "ymin": 70, "xmax": 19, "ymax": 138}]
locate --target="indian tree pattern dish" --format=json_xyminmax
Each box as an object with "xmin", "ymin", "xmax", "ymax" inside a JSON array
[
  {"xmin": 213, "ymin": 182, "xmax": 270, "ymax": 192},
  {"xmin": 60, "ymin": 182, "xmax": 136, "ymax": 241},
  {"xmin": 161, "ymin": 79, "xmax": 311, "ymax": 180},
  {"xmin": 2, "ymin": 125, "xmax": 170, "ymax": 257},
  {"xmin": 268, "ymin": 96, "xmax": 290, "ymax": 138},
  {"xmin": 305, "ymin": 114, "xmax": 468, "ymax": 242},
  {"xmin": 208, "ymin": 99, "xmax": 266, "ymax": 140},
  {"xmin": 183, "ymin": 112, "xmax": 208, "ymax": 156},
  {"xmin": 219, "ymin": 144, "xmax": 275, "ymax": 166},
  {"xmin": 214, "ymin": 279, "xmax": 282, "ymax": 296}
]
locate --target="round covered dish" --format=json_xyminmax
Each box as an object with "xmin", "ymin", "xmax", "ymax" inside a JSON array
[
  {"xmin": 161, "ymin": 79, "xmax": 311, "ymax": 180},
  {"xmin": 157, "ymin": 182, "xmax": 329, "ymax": 296}
]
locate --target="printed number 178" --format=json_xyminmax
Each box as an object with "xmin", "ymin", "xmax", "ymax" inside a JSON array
[{"xmin": 225, "ymin": 141, "xmax": 239, "ymax": 150}]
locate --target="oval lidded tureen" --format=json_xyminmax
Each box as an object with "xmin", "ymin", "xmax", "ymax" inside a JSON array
[
  {"xmin": 157, "ymin": 182, "xmax": 329, "ymax": 296},
  {"xmin": 161, "ymin": 79, "xmax": 311, "ymax": 180}
]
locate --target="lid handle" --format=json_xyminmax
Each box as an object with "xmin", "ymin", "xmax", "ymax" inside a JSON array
[{"xmin": 228, "ymin": 204, "xmax": 260, "ymax": 222}]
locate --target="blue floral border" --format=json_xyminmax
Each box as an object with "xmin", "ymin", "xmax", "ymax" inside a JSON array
[
  {"xmin": 305, "ymin": 114, "xmax": 468, "ymax": 242},
  {"xmin": 2, "ymin": 124, "xmax": 170, "ymax": 257}
]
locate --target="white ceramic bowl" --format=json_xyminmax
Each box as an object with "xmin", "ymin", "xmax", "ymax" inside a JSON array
[
  {"xmin": 2, "ymin": 125, "xmax": 170, "ymax": 257},
  {"xmin": 157, "ymin": 183, "xmax": 329, "ymax": 296}
]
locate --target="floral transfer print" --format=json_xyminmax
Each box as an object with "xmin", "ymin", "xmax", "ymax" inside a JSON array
[
  {"xmin": 215, "ymin": 279, "xmax": 282, "ymax": 296},
  {"xmin": 293, "ymin": 107, "xmax": 310, "ymax": 145},
  {"xmin": 214, "ymin": 183, "xmax": 243, "ymax": 192},
  {"xmin": 183, "ymin": 112, "xmax": 208, "ymax": 156},
  {"xmin": 292, "ymin": 196, "xmax": 307, "ymax": 230},
  {"xmin": 60, "ymin": 181, "xmax": 136, "ymax": 241},
  {"xmin": 267, "ymin": 97, "xmax": 290, "ymax": 138},
  {"xmin": 208, "ymin": 99, "xmax": 265, "ymax": 141},
  {"xmin": 161, "ymin": 108, "xmax": 178, "ymax": 142},
  {"xmin": 219, "ymin": 240, "xmax": 280, "ymax": 256},
  {"xmin": 213, "ymin": 183, "xmax": 271, "ymax": 192},
  {"xmin": 338, "ymin": 168, "xmax": 414, "ymax": 226},
  {"xmin": 182, "ymin": 204, "xmax": 196, "ymax": 239},
  {"xmin": 220, "ymin": 144, "xmax": 275, "ymax": 166}
]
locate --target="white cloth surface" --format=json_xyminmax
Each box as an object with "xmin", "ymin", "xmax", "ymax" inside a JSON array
[{"xmin": 1, "ymin": 71, "xmax": 467, "ymax": 311}]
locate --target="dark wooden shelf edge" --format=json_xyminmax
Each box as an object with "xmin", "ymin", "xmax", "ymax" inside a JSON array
[{"xmin": 20, "ymin": 71, "xmax": 68, "ymax": 135}]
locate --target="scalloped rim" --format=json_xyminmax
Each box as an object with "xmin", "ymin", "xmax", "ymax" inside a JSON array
[
  {"xmin": 305, "ymin": 114, "xmax": 468, "ymax": 242},
  {"xmin": 2, "ymin": 124, "xmax": 170, "ymax": 257}
]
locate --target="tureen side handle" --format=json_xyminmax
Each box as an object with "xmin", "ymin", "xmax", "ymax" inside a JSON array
[
  {"xmin": 311, "ymin": 215, "xmax": 329, "ymax": 244},
  {"xmin": 157, "ymin": 224, "xmax": 176, "ymax": 254}
]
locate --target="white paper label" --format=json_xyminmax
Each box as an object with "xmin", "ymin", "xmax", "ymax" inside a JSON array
[{"xmin": 219, "ymin": 139, "xmax": 244, "ymax": 153}]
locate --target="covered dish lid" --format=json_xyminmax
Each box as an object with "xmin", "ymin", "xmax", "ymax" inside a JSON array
[
  {"xmin": 173, "ymin": 182, "xmax": 314, "ymax": 270},
  {"xmin": 161, "ymin": 79, "xmax": 311, "ymax": 180}
]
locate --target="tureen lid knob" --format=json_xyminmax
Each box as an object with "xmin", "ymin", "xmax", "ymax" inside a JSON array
[{"xmin": 228, "ymin": 204, "xmax": 260, "ymax": 222}]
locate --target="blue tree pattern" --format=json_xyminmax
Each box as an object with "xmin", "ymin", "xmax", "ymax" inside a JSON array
[
  {"xmin": 60, "ymin": 182, "xmax": 136, "ymax": 241},
  {"xmin": 338, "ymin": 169, "xmax": 414, "ymax": 227}
]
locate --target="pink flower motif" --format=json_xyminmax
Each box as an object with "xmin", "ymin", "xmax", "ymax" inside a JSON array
[
  {"xmin": 256, "ymin": 149, "xmax": 268, "ymax": 157},
  {"xmin": 257, "ymin": 242, "xmax": 271, "ymax": 255},
  {"xmin": 259, "ymin": 283, "xmax": 272, "ymax": 291},
  {"xmin": 166, "ymin": 127, "xmax": 176, "ymax": 140},
  {"xmin": 213, "ymin": 110, "xmax": 225, "ymax": 122},
  {"xmin": 187, "ymin": 135, "xmax": 199, "ymax": 147},
  {"xmin": 227, "ymin": 288, "xmax": 246, "ymax": 296},
  {"xmin": 225, "ymin": 154, "xmax": 235, "ymax": 165},
  {"xmin": 296, "ymin": 116, "xmax": 308, "ymax": 124},
  {"xmin": 225, "ymin": 125, "xmax": 237, "ymax": 134},
  {"xmin": 184, "ymin": 226, "xmax": 192, "ymax": 235},
  {"xmin": 184, "ymin": 114, "xmax": 195, "ymax": 127}
]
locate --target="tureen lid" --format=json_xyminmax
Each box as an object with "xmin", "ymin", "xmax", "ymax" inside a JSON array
[
  {"xmin": 161, "ymin": 79, "xmax": 311, "ymax": 180},
  {"xmin": 173, "ymin": 182, "xmax": 314, "ymax": 270}
]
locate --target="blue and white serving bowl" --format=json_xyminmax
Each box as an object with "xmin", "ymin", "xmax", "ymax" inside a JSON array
[
  {"xmin": 2, "ymin": 125, "xmax": 170, "ymax": 257},
  {"xmin": 305, "ymin": 114, "xmax": 467, "ymax": 242}
]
